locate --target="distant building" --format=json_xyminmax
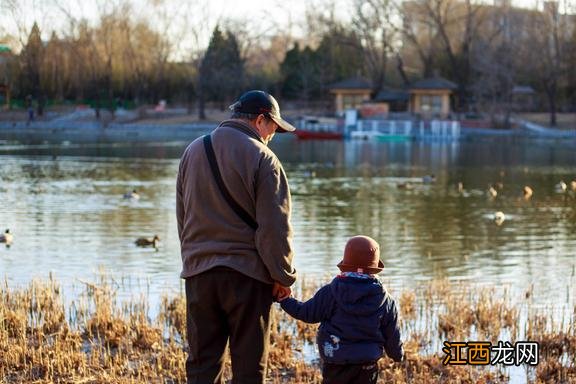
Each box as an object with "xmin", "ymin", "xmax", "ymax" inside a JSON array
[
  {"xmin": 511, "ymin": 85, "xmax": 537, "ymax": 111},
  {"xmin": 372, "ymin": 87, "xmax": 410, "ymax": 112},
  {"xmin": 359, "ymin": 87, "xmax": 409, "ymax": 118},
  {"xmin": 328, "ymin": 77, "xmax": 372, "ymax": 115},
  {"xmin": 408, "ymin": 77, "xmax": 457, "ymax": 118},
  {"xmin": 328, "ymin": 76, "xmax": 457, "ymax": 118},
  {"xmin": 400, "ymin": 0, "xmax": 576, "ymax": 112},
  {"xmin": 401, "ymin": 0, "xmax": 576, "ymax": 68}
]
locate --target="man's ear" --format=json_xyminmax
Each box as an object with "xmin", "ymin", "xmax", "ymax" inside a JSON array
[{"xmin": 255, "ymin": 114, "xmax": 265, "ymax": 128}]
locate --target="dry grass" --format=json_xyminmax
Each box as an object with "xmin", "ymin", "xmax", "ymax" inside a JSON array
[{"xmin": 1, "ymin": 275, "xmax": 574, "ymax": 383}]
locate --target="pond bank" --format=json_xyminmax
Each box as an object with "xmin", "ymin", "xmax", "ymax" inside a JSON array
[
  {"xmin": 1, "ymin": 276, "xmax": 574, "ymax": 383},
  {"xmin": 2, "ymin": 120, "xmax": 574, "ymax": 144},
  {"xmin": 0, "ymin": 121, "xmax": 216, "ymax": 143},
  {"xmin": 515, "ymin": 118, "xmax": 576, "ymax": 138}
]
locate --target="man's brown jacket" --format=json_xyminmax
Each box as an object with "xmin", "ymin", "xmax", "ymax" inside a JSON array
[{"xmin": 177, "ymin": 119, "xmax": 297, "ymax": 287}]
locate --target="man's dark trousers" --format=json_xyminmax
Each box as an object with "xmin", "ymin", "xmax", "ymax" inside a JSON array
[{"xmin": 185, "ymin": 267, "xmax": 273, "ymax": 384}]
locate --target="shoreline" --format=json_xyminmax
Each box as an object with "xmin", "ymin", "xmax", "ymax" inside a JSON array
[
  {"xmin": 1, "ymin": 275, "xmax": 574, "ymax": 383},
  {"xmin": 0, "ymin": 121, "xmax": 217, "ymax": 143},
  {"xmin": 1, "ymin": 120, "xmax": 575, "ymax": 144}
]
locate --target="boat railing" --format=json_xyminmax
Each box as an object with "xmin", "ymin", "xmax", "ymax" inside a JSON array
[
  {"xmin": 355, "ymin": 119, "xmax": 461, "ymax": 138},
  {"xmin": 297, "ymin": 117, "xmax": 340, "ymax": 132},
  {"xmin": 356, "ymin": 120, "xmax": 413, "ymax": 136},
  {"xmin": 417, "ymin": 120, "xmax": 461, "ymax": 138}
]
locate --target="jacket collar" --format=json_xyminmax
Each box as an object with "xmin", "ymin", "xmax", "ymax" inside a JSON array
[{"xmin": 219, "ymin": 119, "xmax": 264, "ymax": 144}]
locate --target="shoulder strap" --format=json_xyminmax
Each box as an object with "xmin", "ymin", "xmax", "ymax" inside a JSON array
[{"xmin": 203, "ymin": 134, "xmax": 258, "ymax": 230}]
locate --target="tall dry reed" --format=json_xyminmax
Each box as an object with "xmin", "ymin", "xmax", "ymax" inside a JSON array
[{"xmin": 1, "ymin": 275, "xmax": 574, "ymax": 383}]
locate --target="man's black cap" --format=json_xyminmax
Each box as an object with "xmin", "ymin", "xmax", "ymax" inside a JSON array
[{"xmin": 229, "ymin": 90, "xmax": 296, "ymax": 133}]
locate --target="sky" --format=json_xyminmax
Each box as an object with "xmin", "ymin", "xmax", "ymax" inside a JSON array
[
  {"xmin": 0, "ymin": 0, "xmax": 556, "ymax": 53},
  {"xmin": 0, "ymin": 0, "xmax": 311, "ymax": 44}
]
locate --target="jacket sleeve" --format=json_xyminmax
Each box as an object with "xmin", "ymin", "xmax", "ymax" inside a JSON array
[
  {"xmin": 381, "ymin": 297, "xmax": 404, "ymax": 362},
  {"xmin": 176, "ymin": 152, "xmax": 186, "ymax": 242},
  {"xmin": 254, "ymin": 161, "xmax": 297, "ymax": 287},
  {"xmin": 280, "ymin": 285, "xmax": 333, "ymax": 323}
]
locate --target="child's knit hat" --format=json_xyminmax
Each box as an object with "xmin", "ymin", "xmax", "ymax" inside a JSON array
[{"xmin": 337, "ymin": 235, "xmax": 384, "ymax": 274}]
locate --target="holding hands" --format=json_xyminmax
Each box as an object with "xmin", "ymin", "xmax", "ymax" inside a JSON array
[{"xmin": 273, "ymin": 281, "xmax": 291, "ymax": 301}]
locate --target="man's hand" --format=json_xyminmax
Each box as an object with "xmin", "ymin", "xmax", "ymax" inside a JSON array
[{"xmin": 272, "ymin": 282, "xmax": 291, "ymax": 302}]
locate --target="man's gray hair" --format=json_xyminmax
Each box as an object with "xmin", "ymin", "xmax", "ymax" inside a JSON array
[{"xmin": 231, "ymin": 111, "xmax": 267, "ymax": 121}]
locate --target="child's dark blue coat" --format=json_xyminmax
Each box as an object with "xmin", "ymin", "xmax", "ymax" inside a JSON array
[{"xmin": 280, "ymin": 275, "xmax": 404, "ymax": 364}]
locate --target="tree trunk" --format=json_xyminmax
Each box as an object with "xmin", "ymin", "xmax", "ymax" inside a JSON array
[
  {"xmin": 198, "ymin": 84, "xmax": 206, "ymax": 120},
  {"xmin": 422, "ymin": 56, "xmax": 434, "ymax": 78},
  {"xmin": 546, "ymin": 83, "xmax": 557, "ymax": 127},
  {"xmin": 549, "ymin": 96, "xmax": 557, "ymax": 127},
  {"xmin": 187, "ymin": 85, "xmax": 194, "ymax": 115},
  {"xmin": 396, "ymin": 54, "xmax": 409, "ymax": 87}
]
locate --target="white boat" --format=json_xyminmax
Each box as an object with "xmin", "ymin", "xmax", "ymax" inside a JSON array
[{"xmin": 350, "ymin": 120, "xmax": 413, "ymax": 141}]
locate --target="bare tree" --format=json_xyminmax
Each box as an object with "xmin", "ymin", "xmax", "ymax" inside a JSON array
[
  {"xmin": 400, "ymin": 0, "xmax": 491, "ymax": 110},
  {"xmin": 472, "ymin": 40, "xmax": 515, "ymax": 128},
  {"xmin": 398, "ymin": 0, "xmax": 442, "ymax": 79},
  {"xmin": 349, "ymin": 0, "xmax": 399, "ymax": 93},
  {"xmin": 519, "ymin": 0, "xmax": 572, "ymax": 126}
]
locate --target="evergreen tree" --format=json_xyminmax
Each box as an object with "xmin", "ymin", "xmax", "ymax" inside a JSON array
[
  {"xmin": 280, "ymin": 29, "xmax": 364, "ymax": 101},
  {"xmin": 279, "ymin": 43, "xmax": 303, "ymax": 99},
  {"xmin": 198, "ymin": 26, "xmax": 245, "ymax": 118},
  {"xmin": 19, "ymin": 22, "xmax": 43, "ymax": 100},
  {"xmin": 223, "ymin": 31, "xmax": 244, "ymax": 102},
  {"xmin": 315, "ymin": 28, "xmax": 364, "ymax": 91},
  {"xmin": 279, "ymin": 43, "xmax": 320, "ymax": 100}
]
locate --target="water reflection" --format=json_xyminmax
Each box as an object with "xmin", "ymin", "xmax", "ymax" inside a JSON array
[{"xmin": 0, "ymin": 136, "xmax": 575, "ymax": 308}]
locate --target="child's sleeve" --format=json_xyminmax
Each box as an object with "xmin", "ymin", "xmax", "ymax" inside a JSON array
[
  {"xmin": 279, "ymin": 285, "xmax": 333, "ymax": 323},
  {"xmin": 381, "ymin": 296, "xmax": 404, "ymax": 362}
]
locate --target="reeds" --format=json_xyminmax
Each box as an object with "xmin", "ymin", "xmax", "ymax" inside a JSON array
[{"xmin": 1, "ymin": 275, "xmax": 574, "ymax": 383}]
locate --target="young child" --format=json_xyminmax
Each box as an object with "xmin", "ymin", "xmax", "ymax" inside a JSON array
[{"xmin": 279, "ymin": 235, "xmax": 404, "ymax": 384}]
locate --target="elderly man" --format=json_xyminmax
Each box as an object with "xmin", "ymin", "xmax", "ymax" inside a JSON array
[{"xmin": 176, "ymin": 90, "xmax": 297, "ymax": 384}]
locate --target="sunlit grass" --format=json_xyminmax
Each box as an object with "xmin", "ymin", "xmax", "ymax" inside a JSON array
[{"xmin": 1, "ymin": 275, "xmax": 574, "ymax": 383}]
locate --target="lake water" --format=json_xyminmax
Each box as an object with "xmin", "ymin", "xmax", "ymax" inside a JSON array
[{"xmin": 0, "ymin": 135, "xmax": 575, "ymax": 309}]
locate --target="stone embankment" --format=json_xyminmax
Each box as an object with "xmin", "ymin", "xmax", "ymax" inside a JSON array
[{"xmin": 0, "ymin": 120, "xmax": 216, "ymax": 143}]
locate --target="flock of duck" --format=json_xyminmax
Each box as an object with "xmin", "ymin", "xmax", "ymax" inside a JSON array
[
  {"xmin": 397, "ymin": 176, "xmax": 576, "ymax": 226},
  {"xmin": 1, "ymin": 189, "xmax": 161, "ymax": 250},
  {"xmin": 482, "ymin": 180, "xmax": 576, "ymax": 226},
  {"xmin": 2, "ymin": 178, "xmax": 575, "ymax": 248}
]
